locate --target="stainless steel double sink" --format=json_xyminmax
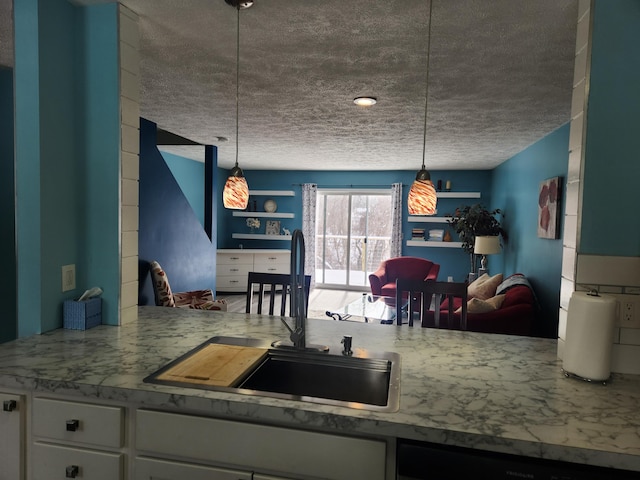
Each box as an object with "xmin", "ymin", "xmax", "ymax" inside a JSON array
[{"xmin": 145, "ymin": 336, "xmax": 400, "ymax": 412}]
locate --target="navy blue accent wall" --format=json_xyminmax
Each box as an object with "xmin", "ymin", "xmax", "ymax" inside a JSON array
[
  {"xmin": 492, "ymin": 124, "xmax": 570, "ymax": 337},
  {"xmin": 0, "ymin": 67, "xmax": 16, "ymax": 343},
  {"xmin": 219, "ymin": 169, "xmax": 493, "ymax": 283},
  {"xmin": 138, "ymin": 118, "xmax": 217, "ymax": 305}
]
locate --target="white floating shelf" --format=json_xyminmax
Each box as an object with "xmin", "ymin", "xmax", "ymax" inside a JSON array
[
  {"xmin": 248, "ymin": 190, "xmax": 295, "ymax": 196},
  {"xmin": 436, "ymin": 192, "xmax": 481, "ymax": 198},
  {"xmin": 406, "ymin": 240, "xmax": 463, "ymax": 248},
  {"xmin": 408, "ymin": 216, "xmax": 453, "ymax": 223},
  {"xmin": 232, "ymin": 211, "xmax": 295, "ymax": 219},
  {"xmin": 232, "ymin": 233, "xmax": 292, "ymax": 240}
]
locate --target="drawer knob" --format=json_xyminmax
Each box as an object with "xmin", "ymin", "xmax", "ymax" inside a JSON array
[
  {"xmin": 65, "ymin": 465, "xmax": 79, "ymax": 478},
  {"xmin": 2, "ymin": 400, "xmax": 17, "ymax": 412},
  {"xmin": 66, "ymin": 419, "xmax": 80, "ymax": 431}
]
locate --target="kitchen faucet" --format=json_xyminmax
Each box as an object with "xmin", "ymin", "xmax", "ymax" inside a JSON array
[{"xmin": 273, "ymin": 229, "xmax": 328, "ymax": 352}]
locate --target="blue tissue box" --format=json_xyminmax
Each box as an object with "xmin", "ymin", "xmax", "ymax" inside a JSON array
[{"xmin": 63, "ymin": 297, "xmax": 102, "ymax": 330}]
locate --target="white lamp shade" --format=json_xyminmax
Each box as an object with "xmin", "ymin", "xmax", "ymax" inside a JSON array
[
  {"xmin": 222, "ymin": 176, "xmax": 249, "ymax": 210},
  {"xmin": 407, "ymin": 179, "xmax": 437, "ymax": 215},
  {"xmin": 474, "ymin": 235, "xmax": 501, "ymax": 255}
]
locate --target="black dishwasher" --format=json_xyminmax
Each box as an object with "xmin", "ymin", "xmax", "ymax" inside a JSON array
[{"xmin": 397, "ymin": 439, "xmax": 638, "ymax": 480}]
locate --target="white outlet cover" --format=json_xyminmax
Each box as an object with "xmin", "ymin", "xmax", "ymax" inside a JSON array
[{"xmin": 62, "ymin": 264, "xmax": 76, "ymax": 292}]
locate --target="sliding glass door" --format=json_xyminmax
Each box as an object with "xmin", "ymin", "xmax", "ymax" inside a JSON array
[{"xmin": 315, "ymin": 189, "xmax": 392, "ymax": 289}]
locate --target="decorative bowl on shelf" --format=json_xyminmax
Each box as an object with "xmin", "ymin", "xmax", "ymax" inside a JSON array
[{"xmin": 263, "ymin": 199, "xmax": 277, "ymax": 213}]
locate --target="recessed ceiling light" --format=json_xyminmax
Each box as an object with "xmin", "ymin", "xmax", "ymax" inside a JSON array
[{"xmin": 353, "ymin": 96, "xmax": 377, "ymax": 107}]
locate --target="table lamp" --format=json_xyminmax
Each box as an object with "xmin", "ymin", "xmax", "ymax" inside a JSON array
[{"xmin": 474, "ymin": 236, "xmax": 501, "ymax": 276}]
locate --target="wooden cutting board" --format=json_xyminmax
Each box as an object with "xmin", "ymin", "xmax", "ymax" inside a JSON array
[{"xmin": 156, "ymin": 344, "xmax": 268, "ymax": 387}]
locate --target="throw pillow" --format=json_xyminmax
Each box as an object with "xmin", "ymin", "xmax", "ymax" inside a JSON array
[
  {"xmin": 467, "ymin": 273, "xmax": 503, "ymax": 300},
  {"xmin": 456, "ymin": 294, "xmax": 506, "ymax": 314}
]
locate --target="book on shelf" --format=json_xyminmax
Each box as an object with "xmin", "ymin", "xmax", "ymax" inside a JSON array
[
  {"xmin": 427, "ymin": 229, "xmax": 444, "ymax": 241},
  {"xmin": 411, "ymin": 228, "xmax": 426, "ymax": 239}
]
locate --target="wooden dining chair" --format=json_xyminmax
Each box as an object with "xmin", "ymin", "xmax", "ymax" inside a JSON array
[
  {"xmin": 396, "ymin": 279, "xmax": 468, "ymax": 329},
  {"xmin": 395, "ymin": 278, "xmax": 435, "ymax": 326},
  {"xmin": 245, "ymin": 272, "xmax": 311, "ymax": 316},
  {"xmin": 422, "ymin": 281, "xmax": 468, "ymax": 330}
]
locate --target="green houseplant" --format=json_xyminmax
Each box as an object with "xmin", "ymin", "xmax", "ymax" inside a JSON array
[{"xmin": 447, "ymin": 204, "xmax": 508, "ymax": 277}]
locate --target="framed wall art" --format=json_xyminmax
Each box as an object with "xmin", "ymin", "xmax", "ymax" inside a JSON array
[
  {"xmin": 538, "ymin": 176, "xmax": 561, "ymax": 239},
  {"xmin": 265, "ymin": 220, "xmax": 281, "ymax": 236}
]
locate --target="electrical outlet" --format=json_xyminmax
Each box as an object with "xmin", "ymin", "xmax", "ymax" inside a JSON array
[
  {"xmin": 613, "ymin": 294, "xmax": 640, "ymax": 329},
  {"xmin": 61, "ymin": 264, "xmax": 76, "ymax": 292},
  {"xmin": 622, "ymin": 301, "xmax": 635, "ymax": 323}
]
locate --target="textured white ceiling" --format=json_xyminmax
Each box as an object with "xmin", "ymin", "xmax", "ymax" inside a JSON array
[{"xmin": 1, "ymin": 0, "xmax": 578, "ymax": 171}]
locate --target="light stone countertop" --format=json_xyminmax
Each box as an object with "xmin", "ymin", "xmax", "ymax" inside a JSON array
[{"xmin": 1, "ymin": 306, "xmax": 639, "ymax": 473}]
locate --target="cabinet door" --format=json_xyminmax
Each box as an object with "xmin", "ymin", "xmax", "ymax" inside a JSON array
[
  {"xmin": 0, "ymin": 392, "xmax": 24, "ymax": 480},
  {"xmin": 135, "ymin": 457, "xmax": 251, "ymax": 480},
  {"xmin": 32, "ymin": 442, "xmax": 123, "ymax": 480}
]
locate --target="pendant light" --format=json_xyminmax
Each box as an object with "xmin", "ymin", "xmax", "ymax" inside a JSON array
[
  {"xmin": 222, "ymin": 0, "xmax": 252, "ymax": 210},
  {"xmin": 407, "ymin": 0, "xmax": 438, "ymax": 216}
]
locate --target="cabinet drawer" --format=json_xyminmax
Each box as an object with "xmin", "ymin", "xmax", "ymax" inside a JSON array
[
  {"xmin": 254, "ymin": 252, "xmax": 290, "ymax": 265},
  {"xmin": 136, "ymin": 409, "xmax": 385, "ymax": 480},
  {"xmin": 32, "ymin": 442, "xmax": 123, "ymax": 480},
  {"xmin": 217, "ymin": 253, "xmax": 253, "ymax": 265},
  {"xmin": 217, "ymin": 263, "xmax": 252, "ymax": 277},
  {"xmin": 252, "ymin": 263, "xmax": 289, "ymax": 274},
  {"xmin": 216, "ymin": 275, "xmax": 247, "ymax": 291},
  {"xmin": 135, "ymin": 457, "xmax": 251, "ymax": 480},
  {"xmin": 33, "ymin": 398, "xmax": 124, "ymax": 448}
]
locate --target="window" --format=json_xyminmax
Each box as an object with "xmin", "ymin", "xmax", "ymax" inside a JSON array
[{"xmin": 315, "ymin": 189, "xmax": 392, "ymax": 289}]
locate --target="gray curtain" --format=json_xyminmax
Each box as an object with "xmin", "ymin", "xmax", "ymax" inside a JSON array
[
  {"xmin": 302, "ymin": 184, "xmax": 318, "ymax": 289},
  {"xmin": 390, "ymin": 183, "xmax": 403, "ymax": 258}
]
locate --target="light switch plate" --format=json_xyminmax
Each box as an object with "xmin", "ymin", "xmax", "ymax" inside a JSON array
[{"xmin": 62, "ymin": 264, "xmax": 76, "ymax": 292}]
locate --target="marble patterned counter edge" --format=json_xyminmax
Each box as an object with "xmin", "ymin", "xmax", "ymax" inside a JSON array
[{"xmin": 0, "ymin": 306, "xmax": 639, "ymax": 473}]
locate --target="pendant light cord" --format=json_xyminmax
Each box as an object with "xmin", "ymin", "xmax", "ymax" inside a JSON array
[
  {"xmin": 235, "ymin": 4, "xmax": 240, "ymax": 168},
  {"xmin": 421, "ymin": 0, "xmax": 434, "ymax": 170}
]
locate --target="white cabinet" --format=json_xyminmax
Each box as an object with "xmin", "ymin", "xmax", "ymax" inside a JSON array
[
  {"xmin": 0, "ymin": 391, "xmax": 25, "ymax": 480},
  {"xmin": 217, "ymin": 249, "xmax": 290, "ymax": 292},
  {"xmin": 135, "ymin": 409, "xmax": 386, "ymax": 480},
  {"xmin": 32, "ymin": 397, "xmax": 125, "ymax": 480}
]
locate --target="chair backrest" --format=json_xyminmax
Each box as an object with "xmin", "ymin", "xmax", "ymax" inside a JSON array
[
  {"xmin": 386, "ymin": 257, "xmax": 439, "ymax": 282},
  {"xmin": 245, "ymin": 272, "xmax": 311, "ymax": 316},
  {"xmin": 395, "ymin": 278, "xmax": 434, "ymax": 326},
  {"xmin": 149, "ymin": 261, "xmax": 176, "ymax": 307},
  {"xmin": 395, "ymin": 279, "xmax": 468, "ymax": 328},
  {"xmin": 422, "ymin": 281, "xmax": 468, "ymax": 330}
]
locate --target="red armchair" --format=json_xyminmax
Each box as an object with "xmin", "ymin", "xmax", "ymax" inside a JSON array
[{"xmin": 369, "ymin": 257, "xmax": 440, "ymax": 298}]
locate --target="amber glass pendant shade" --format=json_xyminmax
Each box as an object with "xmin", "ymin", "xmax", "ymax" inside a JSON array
[
  {"xmin": 222, "ymin": 175, "xmax": 249, "ymax": 210},
  {"xmin": 407, "ymin": 178, "xmax": 437, "ymax": 215}
]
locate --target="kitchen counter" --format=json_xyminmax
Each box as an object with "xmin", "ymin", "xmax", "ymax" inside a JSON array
[{"xmin": 1, "ymin": 306, "xmax": 639, "ymax": 473}]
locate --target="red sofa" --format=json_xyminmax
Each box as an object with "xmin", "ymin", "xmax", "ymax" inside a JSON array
[
  {"xmin": 369, "ymin": 257, "xmax": 440, "ymax": 298},
  {"xmin": 422, "ymin": 273, "xmax": 536, "ymax": 336}
]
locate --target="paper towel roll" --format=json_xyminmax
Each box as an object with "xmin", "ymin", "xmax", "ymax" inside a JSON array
[{"xmin": 563, "ymin": 291, "xmax": 617, "ymax": 382}]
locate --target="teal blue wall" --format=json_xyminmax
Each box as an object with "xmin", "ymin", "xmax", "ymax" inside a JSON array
[
  {"xmin": 218, "ymin": 169, "xmax": 493, "ymax": 283},
  {"xmin": 0, "ymin": 67, "xmax": 16, "ymax": 343},
  {"xmin": 15, "ymin": 0, "xmax": 44, "ymax": 336},
  {"xmin": 161, "ymin": 151, "xmax": 206, "ymax": 226},
  {"xmin": 14, "ymin": 0, "xmax": 121, "ymax": 335},
  {"xmin": 80, "ymin": 4, "xmax": 120, "ymax": 326},
  {"xmin": 581, "ymin": 0, "xmax": 640, "ymax": 256},
  {"xmin": 492, "ymin": 124, "xmax": 570, "ymax": 337}
]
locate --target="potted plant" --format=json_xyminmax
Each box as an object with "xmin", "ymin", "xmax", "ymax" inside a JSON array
[{"xmin": 447, "ymin": 204, "xmax": 507, "ymax": 279}]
